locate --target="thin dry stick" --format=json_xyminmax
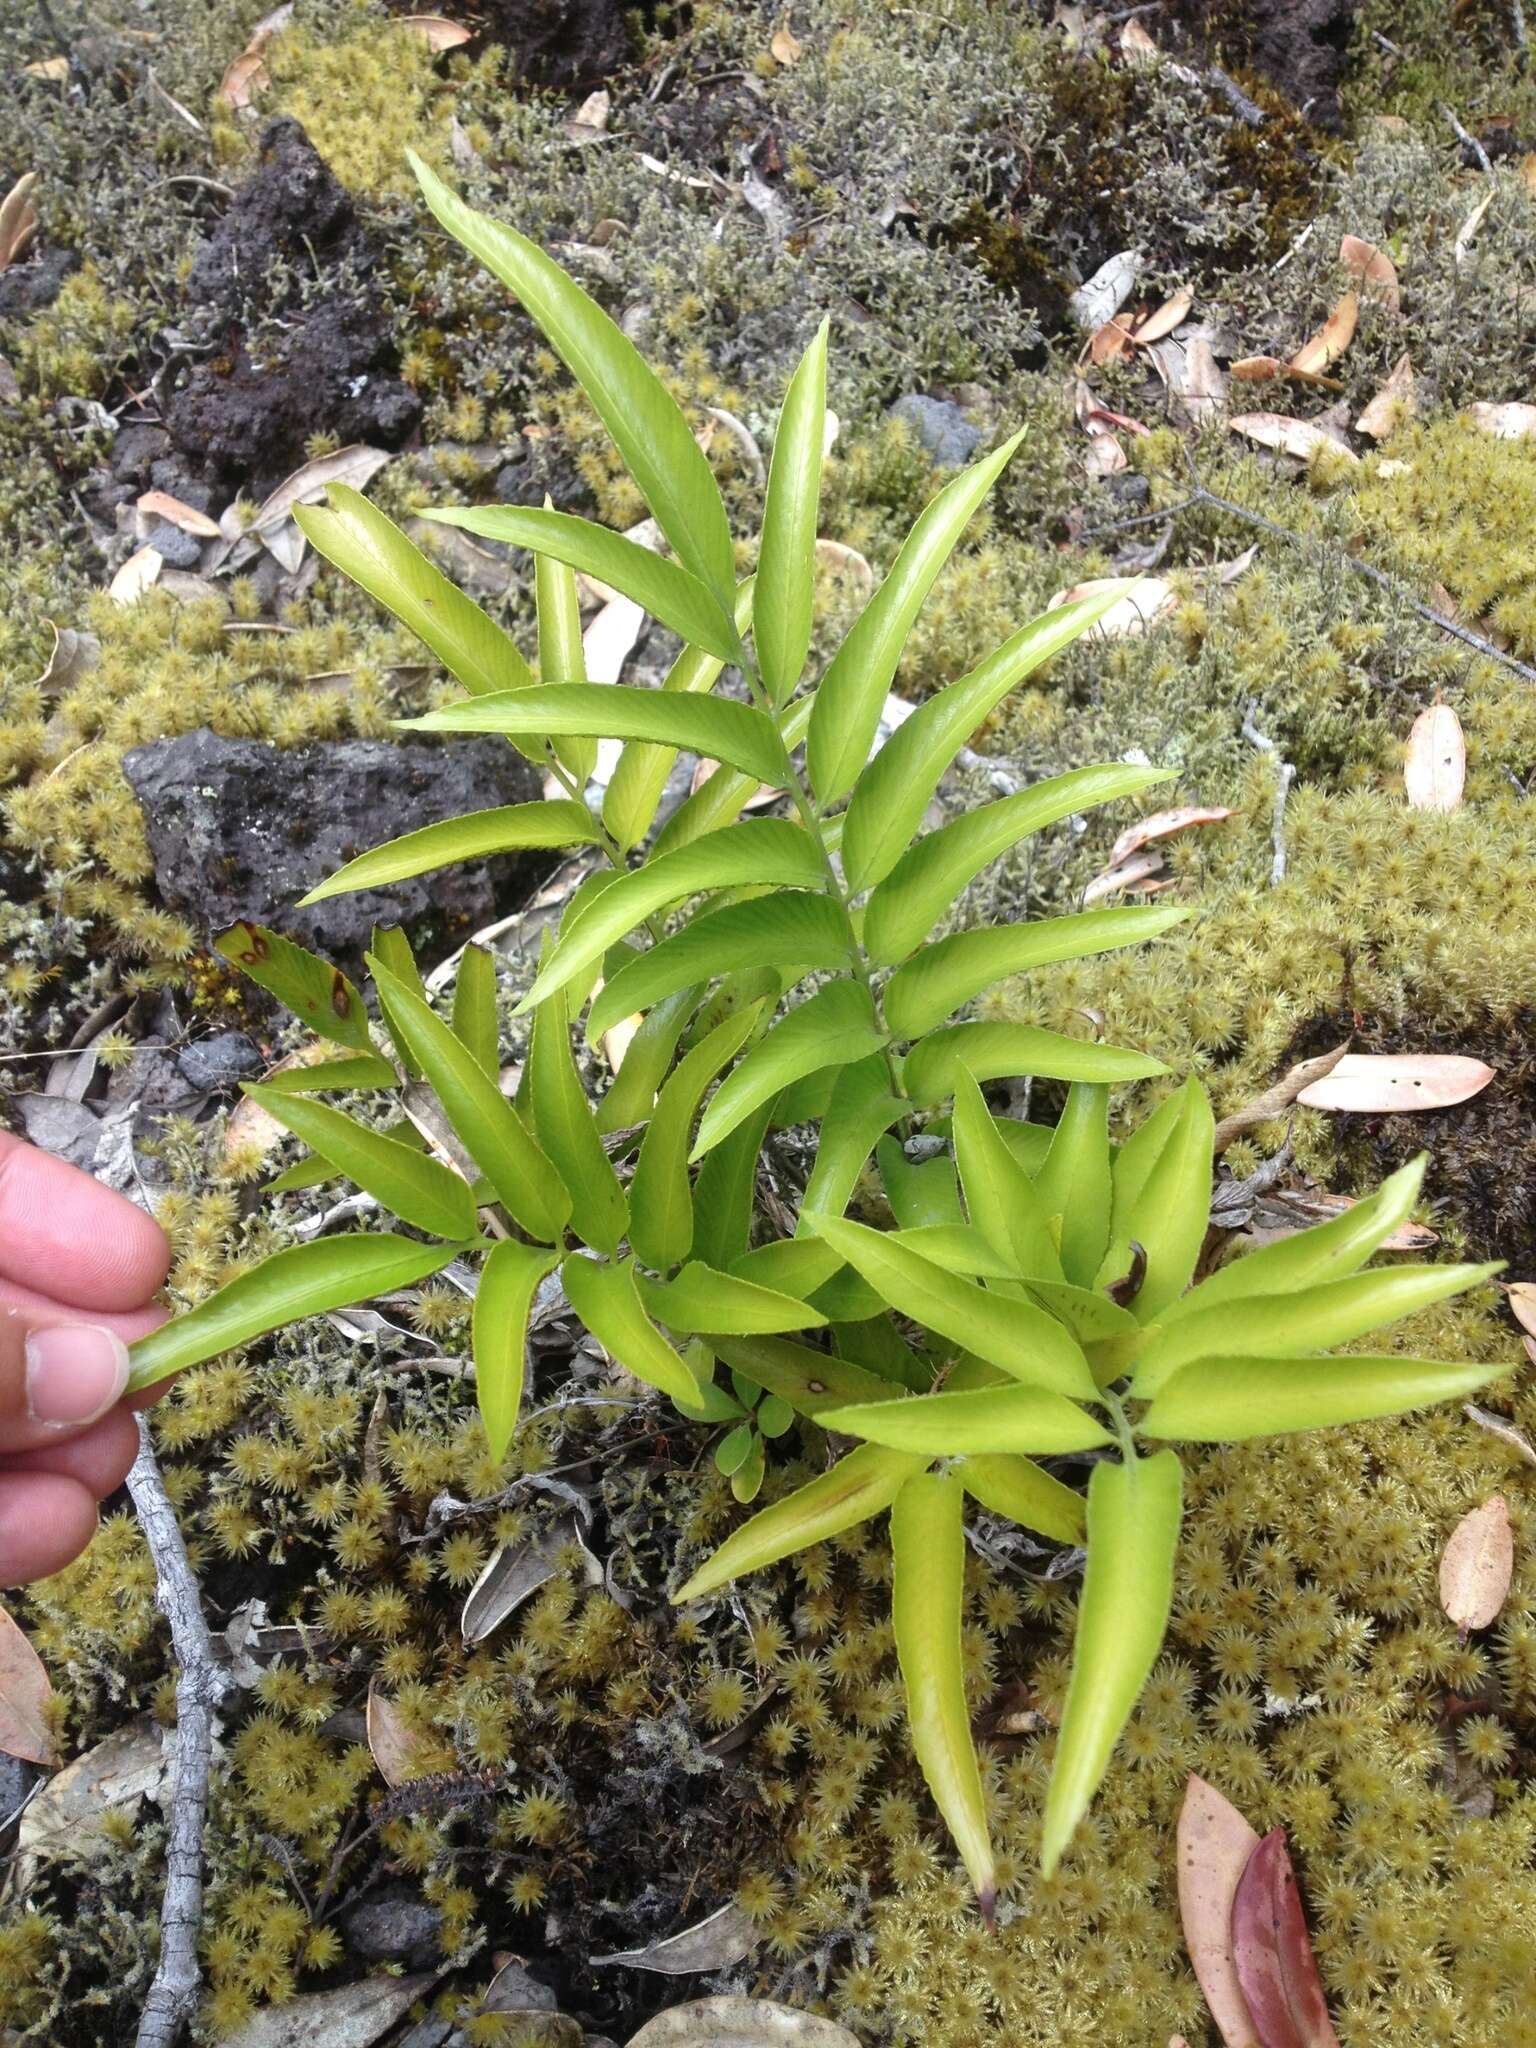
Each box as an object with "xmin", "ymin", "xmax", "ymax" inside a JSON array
[{"xmin": 127, "ymin": 1416, "xmax": 233, "ymax": 2048}]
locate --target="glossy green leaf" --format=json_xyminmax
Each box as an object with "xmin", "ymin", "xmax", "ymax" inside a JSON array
[
  {"xmin": 251, "ymin": 1053, "xmax": 397, "ymax": 1095},
  {"xmin": 1139, "ymin": 1351, "xmax": 1508, "ymax": 1442},
  {"xmin": 884, "ymin": 905, "xmax": 1191, "ymax": 1041},
  {"xmin": 594, "ymin": 984, "xmax": 702, "ymax": 1135},
  {"xmin": 708, "ymin": 1334, "xmax": 902, "ymax": 1419},
  {"xmin": 903, "ymin": 1023, "xmax": 1165, "ymax": 1105},
  {"xmin": 294, "ymin": 484, "xmax": 534, "ymax": 706},
  {"xmin": 841, "ymin": 588, "xmax": 1132, "ymax": 891},
  {"xmin": 1022, "ymin": 1280, "xmax": 1139, "ymax": 1351},
  {"xmin": 369, "ymin": 924, "xmax": 429, "ymax": 1080},
  {"xmin": 756, "ymin": 319, "xmax": 827, "ymax": 704},
  {"xmin": 833, "ymin": 1315, "xmax": 933, "ymax": 1393},
  {"xmin": 757, "ymin": 1394, "xmax": 794, "ymax": 1438},
  {"xmin": 731, "ymin": 1433, "xmax": 768, "ymax": 1502},
  {"xmin": 807, "ymin": 1216, "xmax": 1099, "ymax": 1400},
  {"xmin": 368, "ymin": 956, "xmax": 570, "ymax": 1243},
  {"xmin": 1033, "ymin": 1082, "xmax": 1112, "ymax": 1287},
  {"xmin": 891, "ymin": 1472, "xmax": 996, "ymax": 1909},
  {"xmin": 796, "ymin": 1053, "xmax": 906, "ymax": 1236},
  {"xmin": 528, "ymin": 975, "xmax": 628, "ymax": 1253},
  {"xmin": 1041, "ymin": 1449, "xmax": 1182, "ymax": 1876},
  {"xmin": 864, "ymin": 762, "xmax": 1173, "ymax": 967},
  {"xmin": 653, "ymin": 693, "xmax": 813, "ymax": 858},
  {"xmin": 425, "ymin": 505, "xmax": 738, "ymax": 662},
  {"xmin": 715, "ymin": 1421, "xmax": 755, "ymax": 1476},
  {"xmin": 474, "ymin": 1239, "xmax": 558, "ymax": 1459},
  {"xmin": 820, "ymin": 1383, "xmax": 1111, "ymax": 1456},
  {"xmin": 587, "ymin": 892, "xmax": 851, "ymax": 1042},
  {"xmin": 127, "ymin": 1233, "xmax": 466, "ymax": 1392},
  {"xmin": 806, "ymin": 431, "xmax": 1025, "ymax": 805},
  {"xmin": 692, "ymin": 981, "xmax": 887, "ymax": 1160},
  {"xmin": 535, "ymin": 541, "xmax": 597, "ymax": 784},
  {"xmin": 603, "ymin": 581, "xmax": 756, "ymax": 850},
  {"xmin": 878, "ymin": 1134, "xmax": 964, "ymax": 1229},
  {"xmin": 300, "ymin": 800, "xmax": 598, "ymax": 906},
  {"xmin": 961, "ymin": 1453, "xmax": 1087, "ymax": 1548},
  {"xmin": 411, "ymin": 154, "xmax": 735, "ymax": 598},
  {"xmin": 629, "ymin": 1004, "xmax": 763, "ymax": 1269},
  {"xmin": 687, "ymin": 963, "xmax": 783, "ymax": 1046},
  {"xmin": 400, "ymin": 683, "xmax": 785, "ymax": 791},
  {"xmin": 1131, "ymin": 1260, "xmax": 1500, "ymax": 1398},
  {"xmin": 885, "ymin": 1224, "xmax": 1021, "ymax": 1282},
  {"xmin": 1162, "ymin": 1155, "xmax": 1429, "ymax": 1319},
  {"xmin": 688, "ymin": 1098, "xmax": 775, "ymax": 1267},
  {"xmin": 452, "ymin": 943, "xmax": 499, "ymax": 1079},
  {"xmin": 636, "ymin": 1262, "xmax": 827, "ymax": 1335},
  {"xmin": 215, "ymin": 923, "xmax": 374, "ymax": 1055},
  {"xmin": 527, "ymin": 823, "xmax": 823, "ymax": 1016},
  {"xmin": 1104, "ymin": 1076, "xmax": 1214, "ymax": 1321},
  {"xmin": 241, "ymin": 1084, "xmax": 477, "ymax": 1240},
  {"xmin": 561, "ymin": 1253, "xmax": 698, "ymax": 1404},
  {"xmin": 729, "ymin": 1236, "xmax": 845, "ymax": 1300},
  {"xmin": 953, "ymin": 1070, "xmax": 1065, "ymax": 1282},
  {"xmin": 673, "ymin": 1441, "xmax": 928, "ymax": 1601}
]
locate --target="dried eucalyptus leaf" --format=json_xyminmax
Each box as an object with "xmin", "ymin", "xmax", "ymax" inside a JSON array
[
  {"xmin": 593, "ymin": 1901, "xmax": 756, "ymax": 1974},
  {"xmin": 626, "ymin": 1999, "xmax": 861, "ymax": 2048}
]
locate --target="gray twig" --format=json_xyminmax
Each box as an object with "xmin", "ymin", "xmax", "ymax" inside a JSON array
[
  {"xmin": 127, "ymin": 1417, "xmax": 233, "ymax": 2048},
  {"xmin": 1513, "ymin": 0, "xmax": 1530, "ymax": 68},
  {"xmin": 1241, "ymin": 711, "xmax": 1296, "ymax": 886},
  {"xmin": 1442, "ymin": 102, "xmax": 1494, "ymax": 174}
]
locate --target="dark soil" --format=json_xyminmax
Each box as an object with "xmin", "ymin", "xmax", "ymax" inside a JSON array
[
  {"xmin": 470, "ymin": 0, "xmax": 634, "ymax": 91},
  {"xmin": 1164, "ymin": 0, "xmax": 1361, "ymax": 130}
]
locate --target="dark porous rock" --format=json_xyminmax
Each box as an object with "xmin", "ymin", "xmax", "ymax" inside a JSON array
[
  {"xmin": 0, "ymin": 244, "xmax": 78, "ymax": 320},
  {"xmin": 166, "ymin": 120, "xmax": 419, "ymax": 494},
  {"xmin": 177, "ymin": 1031, "xmax": 263, "ymax": 1092},
  {"xmin": 110, "ymin": 424, "xmax": 172, "ymax": 483},
  {"xmin": 888, "ymin": 393, "xmax": 984, "ymax": 469},
  {"xmin": 473, "ymin": 0, "xmax": 631, "ymax": 90},
  {"xmin": 339, "ymin": 1892, "xmax": 443, "ymax": 1970},
  {"xmin": 122, "ymin": 728, "xmax": 548, "ymax": 964},
  {"xmin": 143, "ymin": 519, "xmax": 205, "ymax": 571}
]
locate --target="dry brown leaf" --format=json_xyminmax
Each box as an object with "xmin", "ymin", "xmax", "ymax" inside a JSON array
[
  {"xmin": 1176, "ymin": 1774, "xmax": 1262, "ymax": 2048},
  {"xmin": 0, "ymin": 173, "xmax": 39, "ymax": 274},
  {"xmin": 1355, "ymin": 352, "xmax": 1414, "ymax": 440},
  {"xmin": 223, "ymin": 1043, "xmax": 335, "ymax": 1164},
  {"xmin": 1211, "ymin": 1042, "xmax": 1351, "ymax": 1152},
  {"xmin": 1505, "ymin": 1282, "xmax": 1536, "ymax": 1339},
  {"xmin": 1338, "ymin": 234, "xmax": 1400, "ymax": 311},
  {"xmin": 136, "ymin": 489, "xmax": 221, "ymax": 538},
  {"xmin": 1289, "ymin": 291, "xmax": 1359, "ymax": 376},
  {"xmin": 1231, "ymin": 1829, "xmax": 1340, "ymax": 2048},
  {"xmin": 1085, "ymin": 433, "xmax": 1129, "ymax": 479},
  {"xmin": 627, "ymin": 2001, "xmax": 859, "ymax": 2048},
  {"xmin": 1296, "ymin": 1052, "xmax": 1495, "ymax": 1114},
  {"xmin": 1087, "ymin": 314, "xmax": 1137, "ymax": 365},
  {"xmin": 216, "ymin": 49, "xmax": 270, "ymax": 109},
  {"xmin": 249, "ymin": 444, "xmax": 392, "ymax": 535},
  {"xmin": 567, "ymin": 87, "xmax": 611, "ymax": 134},
  {"xmin": 770, "ymin": 24, "xmax": 803, "ymax": 65},
  {"xmin": 15, "ymin": 1715, "xmax": 165, "ymax": 1885},
  {"xmin": 1131, "ymin": 287, "xmax": 1195, "ymax": 348},
  {"xmin": 1403, "ymin": 702, "xmax": 1465, "ymax": 812},
  {"xmin": 1108, "ymin": 805, "xmax": 1237, "ymax": 869},
  {"xmin": 1047, "ymin": 576, "xmax": 1174, "ymax": 637},
  {"xmin": 1259, "ymin": 1187, "xmax": 1436, "ymax": 1252},
  {"xmin": 1120, "ymin": 17, "xmax": 1158, "ymax": 62},
  {"xmin": 1463, "ymin": 1402, "xmax": 1536, "ymax": 1466},
  {"xmin": 1230, "ymin": 356, "xmax": 1289, "ymax": 383},
  {"xmin": 1469, "ymin": 400, "xmax": 1536, "ymax": 441},
  {"xmin": 218, "ymin": 1974, "xmax": 440, "ymax": 2048},
  {"xmin": 398, "ymin": 14, "xmax": 473, "ymax": 50},
  {"xmin": 109, "ymin": 545, "xmax": 164, "ymax": 605},
  {"xmin": 1455, "ymin": 189, "xmax": 1495, "ymax": 265},
  {"xmin": 1439, "ymin": 1496, "xmax": 1513, "ymax": 1632},
  {"xmin": 1082, "ymin": 848, "xmax": 1167, "ymax": 906},
  {"xmin": 593, "ymin": 1902, "xmax": 757, "ymax": 1974},
  {"xmin": 1228, "ymin": 413, "xmax": 1359, "ymax": 464},
  {"xmin": 0, "ymin": 1604, "xmax": 58, "ymax": 1766},
  {"xmin": 365, "ymin": 1682, "xmax": 439, "ymax": 1787}
]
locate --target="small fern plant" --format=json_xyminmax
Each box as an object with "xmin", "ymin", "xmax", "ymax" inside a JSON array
[{"xmin": 126, "ymin": 158, "xmax": 1509, "ymax": 1902}]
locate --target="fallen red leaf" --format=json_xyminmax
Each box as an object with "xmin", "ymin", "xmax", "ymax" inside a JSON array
[
  {"xmin": 1108, "ymin": 805, "xmax": 1238, "ymax": 869},
  {"xmin": 1231, "ymin": 1829, "xmax": 1339, "ymax": 2048},
  {"xmin": 1438, "ymin": 1496, "xmax": 1514, "ymax": 1632},
  {"xmin": 0, "ymin": 1604, "xmax": 58, "ymax": 1766},
  {"xmin": 1296, "ymin": 1053, "xmax": 1494, "ymax": 1114},
  {"xmin": 1177, "ymin": 1775, "xmax": 1262, "ymax": 2047}
]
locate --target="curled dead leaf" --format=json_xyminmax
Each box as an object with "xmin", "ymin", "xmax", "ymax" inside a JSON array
[
  {"xmin": 770, "ymin": 24, "xmax": 803, "ymax": 65},
  {"xmin": 627, "ymin": 2000, "xmax": 859, "ymax": 2048},
  {"xmin": 1177, "ymin": 1774, "xmax": 1262, "ymax": 2048},
  {"xmin": 1228, "ymin": 414, "xmax": 1358, "ymax": 465},
  {"xmin": 366, "ymin": 1681, "xmax": 440, "ymax": 1787},
  {"xmin": 1289, "ymin": 292, "xmax": 1358, "ymax": 377},
  {"xmin": 1504, "ymin": 1281, "xmax": 1536, "ymax": 1340},
  {"xmin": 1438, "ymin": 1495, "xmax": 1513, "ymax": 1632},
  {"xmin": 1231, "ymin": 1829, "xmax": 1340, "ymax": 2048},
  {"xmin": 1403, "ymin": 702, "xmax": 1465, "ymax": 812},
  {"xmin": 399, "ymin": 14, "xmax": 473, "ymax": 51},
  {"xmin": 1120, "ymin": 17, "xmax": 1158, "ymax": 62},
  {"xmin": 1132, "ymin": 287, "xmax": 1195, "ymax": 347},
  {"xmin": 1082, "ymin": 847, "xmax": 1167, "ymax": 906},
  {"xmin": 109, "ymin": 545, "xmax": 164, "ymax": 606},
  {"xmin": 216, "ymin": 48, "xmax": 270, "ymax": 109},
  {"xmin": 1463, "ymin": 1402, "xmax": 1536, "ymax": 1466},
  {"xmin": 1108, "ymin": 805, "xmax": 1237, "ymax": 869},
  {"xmin": 1211, "ymin": 1042, "xmax": 1351, "ymax": 1153},
  {"xmin": 0, "ymin": 173, "xmax": 40, "ymax": 274},
  {"xmin": 1355, "ymin": 352, "xmax": 1414, "ymax": 440},
  {"xmin": 136, "ymin": 489, "xmax": 221, "ymax": 539},
  {"xmin": 1296, "ymin": 1052, "xmax": 1495, "ymax": 1114},
  {"xmin": 1338, "ymin": 234, "xmax": 1400, "ymax": 312},
  {"xmin": 593, "ymin": 1901, "xmax": 756, "ymax": 1974},
  {"xmin": 0, "ymin": 1604, "xmax": 58, "ymax": 1766}
]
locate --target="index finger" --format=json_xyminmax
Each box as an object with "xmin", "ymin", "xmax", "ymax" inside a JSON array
[{"xmin": 0, "ymin": 1130, "xmax": 171, "ymax": 1313}]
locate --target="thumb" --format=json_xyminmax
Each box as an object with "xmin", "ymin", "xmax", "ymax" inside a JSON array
[{"xmin": 0, "ymin": 1304, "xmax": 131, "ymax": 1454}]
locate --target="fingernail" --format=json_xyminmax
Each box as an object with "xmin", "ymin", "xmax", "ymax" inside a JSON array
[{"xmin": 24, "ymin": 1325, "xmax": 131, "ymax": 1429}]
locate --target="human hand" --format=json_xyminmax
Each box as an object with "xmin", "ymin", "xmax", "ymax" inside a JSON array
[{"xmin": 0, "ymin": 1129, "xmax": 171, "ymax": 1585}]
